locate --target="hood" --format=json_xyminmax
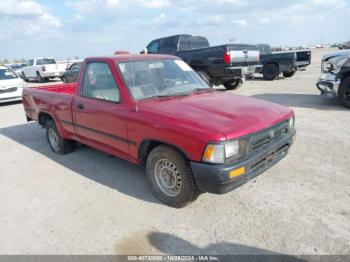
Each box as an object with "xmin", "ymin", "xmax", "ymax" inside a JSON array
[
  {"xmin": 0, "ymin": 77, "xmax": 24, "ymax": 89},
  {"xmin": 322, "ymin": 50, "xmax": 350, "ymax": 61},
  {"xmin": 139, "ymin": 91, "xmax": 293, "ymax": 141}
]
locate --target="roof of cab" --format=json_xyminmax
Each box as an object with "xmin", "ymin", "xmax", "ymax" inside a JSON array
[{"xmin": 85, "ymin": 54, "xmax": 179, "ymax": 63}]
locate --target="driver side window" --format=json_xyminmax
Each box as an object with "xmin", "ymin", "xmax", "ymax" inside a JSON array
[
  {"xmin": 82, "ymin": 62, "xmax": 120, "ymax": 103},
  {"xmin": 147, "ymin": 41, "xmax": 160, "ymax": 53}
]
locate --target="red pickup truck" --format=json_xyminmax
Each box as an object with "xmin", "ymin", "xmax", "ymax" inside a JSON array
[{"xmin": 23, "ymin": 54, "xmax": 296, "ymax": 208}]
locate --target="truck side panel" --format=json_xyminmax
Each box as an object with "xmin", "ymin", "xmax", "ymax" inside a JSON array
[{"xmin": 23, "ymin": 85, "xmax": 79, "ymax": 141}]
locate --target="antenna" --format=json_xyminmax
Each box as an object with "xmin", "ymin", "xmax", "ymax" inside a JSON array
[{"xmin": 125, "ymin": 26, "xmax": 138, "ymax": 112}]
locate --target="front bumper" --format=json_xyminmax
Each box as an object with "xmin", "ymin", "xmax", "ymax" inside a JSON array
[
  {"xmin": 190, "ymin": 129, "xmax": 296, "ymax": 194},
  {"xmin": 0, "ymin": 87, "xmax": 23, "ymax": 103},
  {"xmin": 316, "ymin": 73, "xmax": 341, "ymax": 96}
]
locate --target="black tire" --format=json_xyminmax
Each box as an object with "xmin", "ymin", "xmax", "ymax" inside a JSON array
[
  {"xmin": 338, "ymin": 77, "xmax": 350, "ymax": 109},
  {"xmin": 223, "ymin": 79, "xmax": 242, "ymax": 90},
  {"xmin": 263, "ymin": 63, "xmax": 279, "ymax": 81},
  {"xmin": 37, "ymin": 71, "xmax": 45, "ymax": 83},
  {"xmin": 283, "ymin": 71, "xmax": 296, "ymax": 78},
  {"xmin": 146, "ymin": 145, "xmax": 199, "ymax": 208},
  {"xmin": 62, "ymin": 76, "xmax": 67, "ymax": 83},
  {"xmin": 46, "ymin": 120, "xmax": 74, "ymax": 154},
  {"xmin": 197, "ymin": 71, "xmax": 213, "ymax": 87},
  {"xmin": 22, "ymin": 72, "xmax": 29, "ymax": 82}
]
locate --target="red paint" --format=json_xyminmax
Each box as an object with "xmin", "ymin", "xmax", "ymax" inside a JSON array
[{"xmin": 23, "ymin": 55, "xmax": 294, "ymax": 164}]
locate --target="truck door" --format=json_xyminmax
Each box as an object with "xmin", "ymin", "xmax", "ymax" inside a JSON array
[{"xmin": 73, "ymin": 62, "xmax": 130, "ymax": 158}]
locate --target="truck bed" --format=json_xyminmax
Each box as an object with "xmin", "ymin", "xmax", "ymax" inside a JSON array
[
  {"xmin": 31, "ymin": 83, "xmax": 77, "ymax": 95},
  {"xmin": 23, "ymin": 83, "xmax": 78, "ymax": 140}
]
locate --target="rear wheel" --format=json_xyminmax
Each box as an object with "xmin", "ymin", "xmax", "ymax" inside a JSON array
[
  {"xmin": 338, "ymin": 77, "xmax": 350, "ymax": 109},
  {"xmin": 37, "ymin": 72, "xmax": 45, "ymax": 83},
  {"xmin": 223, "ymin": 79, "xmax": 242, "ymax": 90},
  {"xmin": 197, "ymin": 71, "xmax": 213, "ymax": 87},
  {"xmin": 46, "ymin": 120, "xmax": 74, "ymax": 154},
  {"xmin": 283, "ymin": 71, "xmax": 296, "ymax": 78},
  {"xmin": 263, "ymin": 63, "xmax": 279, "ymax": 81},
  {"xmin": 146, "ymin": 145, "xmax": 199, "ymax": 208}
]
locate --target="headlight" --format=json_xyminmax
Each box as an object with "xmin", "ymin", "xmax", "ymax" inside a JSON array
[
  {"xmin": 289, "ymin": 115, "xmax": 295, "ymax": 129},
  {"xmin": 203, "ymin": 140, "xmax": 241, "ymax": 164},
  {"xmin": 322, "ymin": 61, "xmax": 333, "ymax": 73}
]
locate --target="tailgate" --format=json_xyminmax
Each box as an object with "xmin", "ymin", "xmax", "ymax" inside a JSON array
[
  {"xmin": 296, "ymin": 51, "xmax": 311, "ymax": 66},
  {"xmin": 44, "ymin": 64, "xmax": 64, "ymax": 72},
  {"xmin": 227, "ymin": 45, "xmax": 260, "ymax": 65}
]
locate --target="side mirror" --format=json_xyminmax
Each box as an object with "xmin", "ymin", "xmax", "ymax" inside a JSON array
[{"xmin": 140, "ymin": 48, "xmax": 148, "ymax": 54}]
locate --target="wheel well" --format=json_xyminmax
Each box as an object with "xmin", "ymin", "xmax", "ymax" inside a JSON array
[
  {"xmin": 138, "ymin": 140, "xmax": 188, "ymax": 167},
  {"xmin": 38, "ymin": 112, "xmax": 53, "ymax": 127},
  {"xmin": 264, "ymin": 62, "xmax": 279, "ymax": 71}
]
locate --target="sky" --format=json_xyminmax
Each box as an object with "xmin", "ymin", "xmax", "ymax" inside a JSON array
[{"xmin": 0, "ymin": 0, "xmax": 349, "ymax": 60}]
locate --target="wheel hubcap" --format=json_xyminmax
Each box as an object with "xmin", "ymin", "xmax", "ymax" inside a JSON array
[
  {"xmin": 48, "ymin": 129, "xmax": 59, "ymax": 151},
  {"xmin": 154, "ymin": 159, "xmax": 182, "ymax": 197}
]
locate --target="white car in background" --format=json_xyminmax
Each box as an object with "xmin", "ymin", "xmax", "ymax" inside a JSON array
[
  {"xmin": 0, "ymin": 66, "xmax": 26, "ymax": 103},
  {"xmin": 21, "ymin": 58, "xmax": 66, "ymax": 83}
]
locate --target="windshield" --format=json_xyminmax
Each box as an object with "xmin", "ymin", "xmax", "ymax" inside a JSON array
[
  {"xmin": 116, "ymin": 59, "xmax": 210, "ymax": 100},
  {"xmin": 10, "ymin": 65, "xmax": 23, "ymax": 70},
  {"xmin": 0, "ymin": 68, "xmax": 18, "ymax": 80}
]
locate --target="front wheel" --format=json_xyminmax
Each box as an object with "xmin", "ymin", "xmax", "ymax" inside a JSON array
[
  {"xmin": 37, "ymin": 72, "xmax": 45, "ymax": 83},
  {"xmin": 263, "ymin": 63, "xmax": 279, "ymax": 81},
  {"xmin": 22, "ymin": 72, "xmax": 28, "ymax": 82},
  {"xmin": 223, "ymin": 79, "xmax": 242, "ymax": 90},
  {"xmin": 146, "ymin": 145, "xmax": 199, "ymax": 208},
  {"xmin": 46, "ymin": 120, "xmax": 74, "ymax": 154},
  {"xmin": 338, "ymin": 77, "xmax": 350, "ymax": 109},
  {"xmin": 283, "ymin": 71, "xmax": 296, "ymax": 78}
]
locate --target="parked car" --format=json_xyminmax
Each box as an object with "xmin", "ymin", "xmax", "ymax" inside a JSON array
[
  {"xmin": 256, "ymin": 44, "xmax": 311, "ymax": 80},
  {"xmin": 316, "ymin": 50, "xmax": 350, "ymax": 109},
  {"xmin": 142, "ymin": 34, "xmax": 262, "ymax": 90},
  {"xmin": 23, "ymin": 54, "xmax": 296, "ymax": 208},
  {"xmin": 21, "ymin": 58, "xmax": 66, "ymax": 83},
  {"xmin": 0, "ymin": 66, "xmax": 26, "ymax": 103},
  {"xmin": 61, "ymin": 62, "xmax": 82, "ymax": 83},
  {"xmin": 338, "ymin": 41, "xmax": 350, "ymax": 50},
  {"xmin": 8, "ymin": 64, "xmax": 25, "ymax": 77}
]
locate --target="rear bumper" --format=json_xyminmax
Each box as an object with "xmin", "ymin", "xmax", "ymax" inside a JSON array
[
  {"xmin": 190, "ymin": 129, "xmax": 296, "ymax": 194},
  {"xmin": 224, "ymin": 65, "xmax": 263, "ymax": 77},
  {"xmin": 316, "ymin": 73, "xmax": 341, "ymax": 97},
  {"xmin": 41, "ymin": 71, "xmax": 64, "ymax": 78}
]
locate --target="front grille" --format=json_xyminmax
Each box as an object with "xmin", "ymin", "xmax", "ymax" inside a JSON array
[
  {"xmin": 248, "ymin": 120, "xmax": 289, "ymax": 153},
  {"xmin": 0, "ymin": 87, "xmax": 17, "ymax": 94}
]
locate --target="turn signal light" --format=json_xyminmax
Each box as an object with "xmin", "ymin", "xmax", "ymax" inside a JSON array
[{"xmin": 229, "ymin": 167, "xmax": 246, "ymax": 179}]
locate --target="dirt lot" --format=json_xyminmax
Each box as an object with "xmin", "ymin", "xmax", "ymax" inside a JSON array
[{"xmin": 0, "ymin": 48, "xmax": 349, "ymax": 255}]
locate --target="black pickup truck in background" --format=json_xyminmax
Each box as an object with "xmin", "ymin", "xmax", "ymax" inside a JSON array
[
  {"xmin": 142, "ymin": 34, "xmax": 262, "ymax": 90},
  {"xmin": 257, "ymin": 44, "xmax": 311, "ymax": 80}
]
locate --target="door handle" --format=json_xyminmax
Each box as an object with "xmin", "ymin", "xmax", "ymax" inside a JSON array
[{"xmin": 77, "ymin": 103, "xmax": 84, "ymax": 110}]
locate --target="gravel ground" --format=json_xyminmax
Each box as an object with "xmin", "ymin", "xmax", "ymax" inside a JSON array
[{"xmin": 0, "ymin": 48, "xmax": 349, "ymax": 255}]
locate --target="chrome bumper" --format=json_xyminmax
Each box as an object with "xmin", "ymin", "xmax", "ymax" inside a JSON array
[{"xmin": 316, "ymin": 73, "xmax": 341, "ymax": 96}]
